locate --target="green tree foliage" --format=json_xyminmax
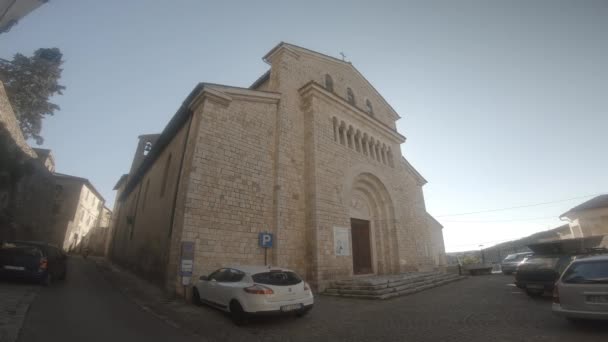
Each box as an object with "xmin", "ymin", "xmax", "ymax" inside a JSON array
[{"xmin": 0, "ymin": 48, "xmax": 65, "ymax": 145}]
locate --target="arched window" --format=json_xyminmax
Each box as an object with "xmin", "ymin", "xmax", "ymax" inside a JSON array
[
  {"xmin": 143, "ymin": 141, "xmax": 153, "ymax": 156},
  {"xmin": 160, "ymin": 154, "xmax": 172, "ymax": 197},
  {"xmin": 325, "ymin": 74, "xmax": 333, "ymax": 92},
  {"xmin": 347, "ymin": 88, "xmax": 355, "ymax": 105},
  {"xmin": 365, "ymin": 99, "xmax": 373, "ymax": 115}
]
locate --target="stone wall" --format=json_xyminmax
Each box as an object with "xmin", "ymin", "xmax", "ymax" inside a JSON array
[
  {"xmin": 180, "ymin": 88, "xmax": 280, "ymax": 283},
  {"xmin": 0, "ymin": 81, "xmax": 56, "ymax": 244},
  {"xmin": 111, "ymin": 118, "xmax": 191, "ymax": 286},
  {"xmin": 262, "ymin": 46, "xmax": 437, "ymax": 289}
]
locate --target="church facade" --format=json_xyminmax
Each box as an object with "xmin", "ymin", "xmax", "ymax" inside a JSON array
[{"xmin": 109, "ymin": 43, "xmax": 446, "ymax": 293}]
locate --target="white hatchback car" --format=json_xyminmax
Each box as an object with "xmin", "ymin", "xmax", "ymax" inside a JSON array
[
  {"xmin": 192, "ymin": 265, "xmax": 314, "ymax": 324},
  {"xmin": 552, "ymin": 254, "xmax": 608, "ymax": 321}
]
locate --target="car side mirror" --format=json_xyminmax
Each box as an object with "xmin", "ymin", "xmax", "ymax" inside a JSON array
[{"xmin": 199, "ymin": 275, "xmax": 208, "ymax": 281}]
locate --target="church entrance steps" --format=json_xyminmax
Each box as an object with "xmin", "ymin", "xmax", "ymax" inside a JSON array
[{"xmin": 323, "ymin": 272, "xmax": 465, "ymax": 299}]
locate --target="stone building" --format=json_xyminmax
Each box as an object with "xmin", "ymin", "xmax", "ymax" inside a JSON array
[
  {"xmin": 560, "ymin": 194, "xmax": 608, "ymax": 239},
  {"xmin": 52, "ymin": 173, "xmax": 107, "ymax": 251},
  {"xmin": 110, "ymin": 43, "xmax": 446, "ymax": 293},
  {"xmin": 0, "ymin": 81, "xmax": 56, "ymax": 243}
]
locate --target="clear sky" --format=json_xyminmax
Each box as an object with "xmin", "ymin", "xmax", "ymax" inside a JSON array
[{"xmin": 1, "ymin": 1, "xmax": 607, "ymax": 252}]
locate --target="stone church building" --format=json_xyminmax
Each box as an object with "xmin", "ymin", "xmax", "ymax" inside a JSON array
[{"xmin": 110, "ymin": 43, "xmax": 446, "ymax": 293}]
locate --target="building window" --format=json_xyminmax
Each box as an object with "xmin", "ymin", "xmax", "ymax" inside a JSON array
[
  {"xmin": 160, "ymin": 154, "xmax": 172, "ymax": 197},
  {"xmin": 143, "ymin": 141, "xmax": 153, "ymax": 156},
  {"xmin": 347, "ymin": 88, "xmax": 355, "ymax": 105},
  {"xmin": 325, "ymin": 74, "xmax": 334, "ymax": 92},
  {"xmin": 365, "ymin": 99, "xmax": 373, "ymax": 115}
]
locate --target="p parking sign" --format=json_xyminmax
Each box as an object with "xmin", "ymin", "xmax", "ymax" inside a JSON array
[{"xmin": 259, "ymin": 232, "xmax": 273, "ymax": 248}]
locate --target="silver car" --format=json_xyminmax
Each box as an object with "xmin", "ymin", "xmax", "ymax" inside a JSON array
[
  {"xmin": 500, "ymin": 252, "xmax": 532, "ymax": 275},
  {"xmin": 552, "ymin": 254, "xmax": 608, "ymax": 321}
]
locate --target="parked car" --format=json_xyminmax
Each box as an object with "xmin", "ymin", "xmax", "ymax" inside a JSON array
[
  {"xmin": 515, "ymin": 254, "xmax": 574, "ymax": 296},
  {"xmin": 0, "ymin": 241, "xmax": 67, "ymax": 285},
  {"xmin": 500, "ymin": 252, "xmax": 533, "ymax": 275},
  {"xmin": 552, "ymin": 254, "xmax": 608, "ymax": 321},
  {"xmin": 192, "ymin": 266, "xmax": 314, "ymax": 324}
]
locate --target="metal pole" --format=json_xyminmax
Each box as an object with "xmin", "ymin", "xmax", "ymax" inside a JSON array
[{"xmin": 264, "ymin": 248, "xmax": 268, "ymax": 266}]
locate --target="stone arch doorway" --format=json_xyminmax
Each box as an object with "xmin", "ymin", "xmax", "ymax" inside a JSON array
[{"xmin": 348, "ymin": 172, "xmax": 398, "ymax": 275}]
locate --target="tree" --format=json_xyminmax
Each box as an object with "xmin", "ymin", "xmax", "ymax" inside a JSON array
[{"xmin": 0, "ymin": 48, "xmax": 65, "ymax": 145}]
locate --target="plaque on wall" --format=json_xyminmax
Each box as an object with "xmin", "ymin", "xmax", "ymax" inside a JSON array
[{"xmin": 333, "ymin": 226, "xmax": 351, "ymax": 256}]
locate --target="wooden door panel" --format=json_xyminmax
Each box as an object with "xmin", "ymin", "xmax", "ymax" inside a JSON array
[{"xmin": 351, "ymin": 219, "xmax": 372, "ymax": 274}]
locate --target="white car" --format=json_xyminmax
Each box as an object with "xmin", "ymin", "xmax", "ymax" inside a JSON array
[
  {"xmin": 552, "ymin": 254, "xmax": 608, "ymax": 322},
  {"xmin": 192, "ymin": 265, "xmax": 314, "ymax": 324}
]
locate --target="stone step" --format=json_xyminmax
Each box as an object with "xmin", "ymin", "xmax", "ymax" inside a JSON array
[
  {"xmin": 323, "ymin": 273, "xmax": 465, "ymax": 299},
  {"xmin": 326, "ymin": 274, "xmax": 460, "ymax": 296},
  {"xmin": 329, "ymin": 274, "xmax": 462, "ymax": 296},
  {"xmin": 329, "ymin": 272, "xmax": 456, "ymax": 291},
  {"xmin": 330, "ymin": 273, "xmax": 431, "ymax": 288}
]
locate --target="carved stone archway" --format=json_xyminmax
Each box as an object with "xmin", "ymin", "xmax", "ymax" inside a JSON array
[{"xmin": 348, "ymin": 172, "xmax": 398, "ymax": 275}]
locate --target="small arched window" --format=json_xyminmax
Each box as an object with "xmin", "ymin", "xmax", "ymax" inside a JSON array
[
  {"xmin": 347, "ymin": 88, "xmax": 355, "ymax": 105},
  {"xmin": 143, "ymin": 141, "xmax": 153, "ymax": 156},
  {"xmin": 365, "ymin": 99, "xmax": 373, "ymax": 115},
  {"xmin": 160, "ymin": 154, "xmax": 172, "ymax": 197},
  {"xmin": 325, "ymin": 74, "xmax": 333, "ymax": 92}
]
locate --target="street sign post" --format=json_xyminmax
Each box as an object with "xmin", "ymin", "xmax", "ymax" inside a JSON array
[
  {"xmin": 259, "ymin": 232, "xmax": 273, "ymax": 265},
  {"xmin": 180, "ymin": 241, "xmax": 195, "ymax": 286}
]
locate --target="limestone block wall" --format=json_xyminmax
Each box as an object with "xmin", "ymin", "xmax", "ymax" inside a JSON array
[
  {"xmin": 111, "ymin": 120, "xmax": 190, "ymax": 285},
  {"xmin": 261, "ymin": 45, "xmax": 399, "ymax": 130},
  {"xmin": 262, "ymin": 45, "xmax": 437, "ymax": 288},
  {"xmin": 182, "ymin": 93, "xmax": 280, "ymax": 280},
  {"xmin": 307, "ymin": 94, "xmax": 432, "ymax": 289},
  {"xmin": 427, "ymin": 215, "xmax": 447, "ymax": 267}
]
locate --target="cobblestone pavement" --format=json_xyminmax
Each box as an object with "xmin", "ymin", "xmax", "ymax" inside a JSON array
[
  {"xmin": 96, "ymin": 259, "xmax": 608, "ymax": 342},
  {"xmin": 0, "ymin": 281, "xmax": 39, "ymax": 342}
]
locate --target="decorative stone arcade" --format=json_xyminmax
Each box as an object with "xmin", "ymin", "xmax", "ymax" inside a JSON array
[{"xmin": 347, "ymin": 172, "xmax": 398, "ymax": 276}]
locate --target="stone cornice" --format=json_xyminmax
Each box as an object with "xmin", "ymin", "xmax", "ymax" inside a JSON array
[
  {"xmin": 299, "ymin": 81, "xmax": 406, "ymax": 144},
  {"xmin": 189, "ymin": 84, "xmax": 281, "ymax": 110}
]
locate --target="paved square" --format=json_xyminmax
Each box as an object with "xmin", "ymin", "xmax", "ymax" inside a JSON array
[{"xmin": 0, "ymin": 282, "xmax": 39, "ymax": 342}]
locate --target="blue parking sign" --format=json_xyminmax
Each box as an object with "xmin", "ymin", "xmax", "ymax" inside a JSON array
[{"xmin": 259, "ymin": 232, "xmax": 273, "ymax": 248}]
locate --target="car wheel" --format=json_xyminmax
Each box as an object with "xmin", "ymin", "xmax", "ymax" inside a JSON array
[
  {"xmin": 296, "ymin": 307, "xmax": 311, "ymax": 318},
  {"xmin": 229, "ymin": 300, "xmax": 247, "ymax": 326},
  {"xmin": 192, "ymin": 288, "xmax": 202, "ymax": 306}
]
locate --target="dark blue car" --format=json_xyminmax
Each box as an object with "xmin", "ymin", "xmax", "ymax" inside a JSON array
[{"xmin": 0, "ymin": 241, "xmax": 67, "ymax": 285}]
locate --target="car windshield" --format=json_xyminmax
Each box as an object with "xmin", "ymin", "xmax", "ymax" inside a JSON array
[
  {"xmin": 504, "ymin": 254, "xmax": 519, "ymax": 261},
  {"xmin": 562, "ymin": 261, "xmax": 608, "ymax": 284},
  {"xmin": 252, "ymin": 271, "xmax": 302, "ymax": 286}
]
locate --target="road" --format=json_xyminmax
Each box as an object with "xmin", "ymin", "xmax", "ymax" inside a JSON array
[
  {"xmin": 9, "ymin": 257, "xmax": 608, "ymax": 342},
  {"xmin": 17, "ymin": 257, "xmax": 198, "ymax": 342}
]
